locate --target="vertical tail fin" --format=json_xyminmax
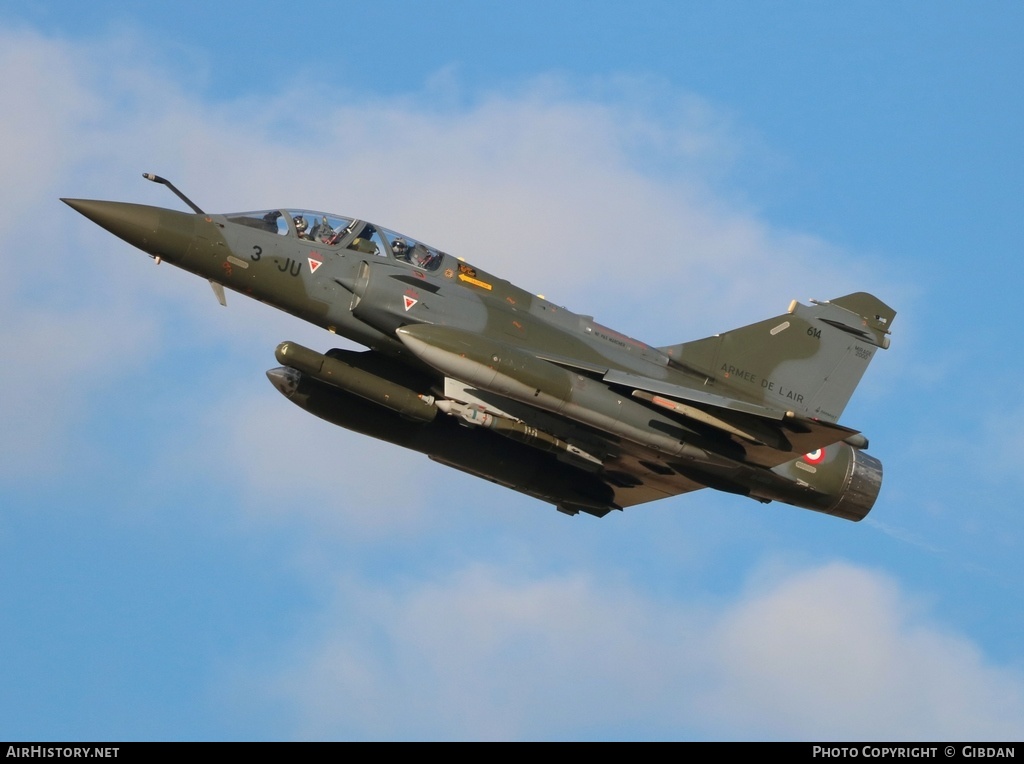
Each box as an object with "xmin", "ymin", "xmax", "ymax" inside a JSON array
[{"xmin": 660, "ymin": 292, "xmax": 896, "ymax": 423}]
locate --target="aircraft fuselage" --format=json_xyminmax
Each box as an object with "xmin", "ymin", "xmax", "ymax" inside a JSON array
[{"xmin": 63, "ymin": 193, "xmax": 894, "ymax": 521}]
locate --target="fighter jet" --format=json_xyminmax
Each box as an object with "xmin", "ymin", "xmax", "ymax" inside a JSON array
[{"xmin": 63, "ymin": 174, "xmax": 895, "ymax": 521}]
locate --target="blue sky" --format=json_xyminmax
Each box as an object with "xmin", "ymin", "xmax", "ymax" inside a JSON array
[{"xmin": 1, "ymin": 1, "xmax": 1022, "ymax": 741}]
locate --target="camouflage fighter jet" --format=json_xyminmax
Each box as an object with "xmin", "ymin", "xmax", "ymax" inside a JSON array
[{"xmin": 63, "ymin": 174, "xmax": 895, "ymax": 521}]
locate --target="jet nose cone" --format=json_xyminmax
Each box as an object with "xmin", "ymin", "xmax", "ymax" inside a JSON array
[
  {"xmin": 62, "ymin": 199, "xmax": 161, "ymax": 246},
  {"xmin": 266, "ymin": 366, "xmax": 302, "ymax": 399},
  {"xmin": 62, "ymin": 198, "xmax": 197, "ymax": 261}
]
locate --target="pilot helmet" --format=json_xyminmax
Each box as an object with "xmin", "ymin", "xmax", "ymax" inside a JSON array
[{"xmin": 294, "ymin": 215, "xmax": 307, "ymax": 233}]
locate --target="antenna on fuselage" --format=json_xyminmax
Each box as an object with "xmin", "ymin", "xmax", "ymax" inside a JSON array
[{"xmin": 142, "ymin": 173, "xmax": 205, "ymax": 214}]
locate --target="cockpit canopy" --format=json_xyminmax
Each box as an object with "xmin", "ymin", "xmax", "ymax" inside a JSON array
[{"xmin": 225, "ymin": 209, "xmax": 447, "ymax": 272}]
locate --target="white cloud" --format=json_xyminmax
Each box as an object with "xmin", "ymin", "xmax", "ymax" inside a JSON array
[
  {"xmin": 260, "ymin": 564, "xmax": 703, "ymax": 740},
  {"xmin": 0, "ymin": 28, "xmax": 99, "ymax": 225},
  {"xmin": 0, "ymin": 302, "xmax": 159, "ymax": 479},
  {"xmin": 703, "ymin": 562, "xmax": 1024, "ymax": 740},
  {"xmin": 251, "ymin": 561, "xmax": 1023, "ymax": 740},
  {"xmin": 174, "ymin": 385, "xmax": 437, "ymax": 535}
]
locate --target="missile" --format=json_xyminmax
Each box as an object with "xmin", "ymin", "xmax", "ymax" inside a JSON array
[
  {"xmin": 274, "ymin": 340, "xmax": 437, "ymax": 423},
  {"xmin": 434, "ymin": 399, "xmax": 603, "ymax": 467},
  {"xmin": 395, "ymin": 323, "xmax": 727, "ymax": 464},
  {"xmin": 630, "ymin": 388, "xmax": 788, "ymax": 448}
]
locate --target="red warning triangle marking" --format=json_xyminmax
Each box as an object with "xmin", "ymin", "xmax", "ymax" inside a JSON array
[
  {"xmin": 308, "ymin": 256, "xmax": 323, "ymax": 274},
  {"xmin": 403, "ymin": 295, "xmax": 418, "ymax": 311}
]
